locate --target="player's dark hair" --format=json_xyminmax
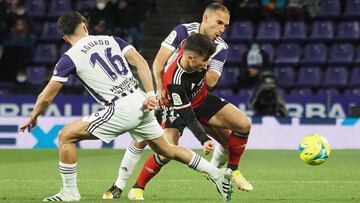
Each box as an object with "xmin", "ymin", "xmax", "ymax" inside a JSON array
[
  {"xmin": 184, "ymin": 33, "xmax": 216, "ymax": 59},
  {"xmin": 57, "ymin": 11, "xmax": 87, "ymax": 35},
  {"xmin": 205, "ymin": 2, "xmax": 230, "ymax": 15}
]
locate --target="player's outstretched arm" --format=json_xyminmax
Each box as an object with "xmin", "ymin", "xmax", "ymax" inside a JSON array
[
  {"xmin": 125, "ymin": 48, "xmax": 154, "ymax": 93},
  {"xmin": 19, "ymin": 80, "xmax": 63, "ymax": 132},
  {"xmin": 124, "ymin": 48, "xmax": 158, "ymax": 111},
  {"xmin": 152, "ymin": 46, "xmax": 174, "ymax": 104},
  {"xmin": 206, "ymin": 70, "xmax": 221, "ymax": 89}
]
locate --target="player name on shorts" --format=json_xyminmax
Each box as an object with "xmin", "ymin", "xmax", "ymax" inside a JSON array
[
  {"xmin": 81, "ymin": 39, "xmax": 110, "ymax": 54},
  {"xmin": 109, "ymin": 77, "xmax": 139, "ymax": 95}
]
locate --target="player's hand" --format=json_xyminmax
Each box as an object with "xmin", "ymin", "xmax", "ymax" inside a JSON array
[
  {"xmin": 159, "ymin": 90, "xmax": 171, "ymax": 107},
  {"xmin": 143, "ymin": 96, "xmax": 159, "ymax": 112},
  {"xmin": 19, "ymin": 117, "xmax": 38, "ymax": 133},
  {"xmin": 202, "ymin": 140, "xmax": 214, "ymax": 155}
]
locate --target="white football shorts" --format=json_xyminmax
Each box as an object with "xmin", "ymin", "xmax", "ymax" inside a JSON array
[{"xmin": 82, "ymin": 89, "xmax": 163, "ymax": 143}]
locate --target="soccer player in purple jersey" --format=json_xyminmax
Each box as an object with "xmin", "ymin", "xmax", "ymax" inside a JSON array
[
  {"xmin": 104, "ymin": 3, "xmax": 253, "ymax": 200},
  {"xmin": 19, "ymin": 11, "xmax": 232, "ymax": 202}
]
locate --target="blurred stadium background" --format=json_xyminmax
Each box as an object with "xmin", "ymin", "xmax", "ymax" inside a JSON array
[{"xmin": 0, "ymin": 0, "xmax": 360, "ymax": 202}]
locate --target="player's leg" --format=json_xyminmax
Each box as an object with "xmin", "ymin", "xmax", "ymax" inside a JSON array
[
  {"xmin": 129, "ymin": 111, "xmax": 188, "ymax": 198},
  {"xmin": 44, "ymin": 119, "xmax": 97, "ymax": 201},
  {"xmin": 104, "ymin": 99, "xmax": 166, "ymax": 199},
  {"xmin": 208, "ymin": 103, "xmax": 253, "ymax": 191},
  {"xmin": 103, "ymin": 140, "xmax": 147, "ymax": 199},
  {"xmin": 204, "ymin": 126, "xmax": 229, "ymax": 168},
  {"xmin": 145, "ymin": 135, "xmax": 233, "ymax": 201},
  {"xmin": 128, "ymin": 114, "xmax": 232, "ymax": 201},
  {"xmin": 130, "ymin": 128, "xmax": 180, "ymax": 198}
]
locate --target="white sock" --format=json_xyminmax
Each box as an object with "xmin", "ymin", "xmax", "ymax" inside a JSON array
[
  {"xmin": 114, "ymin": 143, "xmax": 143, "ymax": 189},
  {"xmin": 210, "ymin": 144, "xmax": 228, "ymax": 168},
  {"xmin": 188, "ymin": 153, "xmax": 219, "ymax": 180},
  {"xmin": 59, "ymin": 162, "xmax": 78, "ymax": 193}
]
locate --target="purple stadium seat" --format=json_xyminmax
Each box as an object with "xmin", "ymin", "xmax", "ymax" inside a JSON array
[
  {"xmin": 76, "ymin": 0, "xmax": 95, "ymax": 15},
  {"xmin": 274, "ymin": 43, "xmax": 301, "ymax": 65},
  {"xmin": 323, "ymin": 66, "xmax": 348, "ymax": 87},
  {"xmin": 344, "ymin": 0, "xmax": 360, "ymax": 18},
  {"xmin": 26, "ymin": 0, "xmax": 45, "ymax": 17},
  {"xmin": 256, "ymin": 21, "xmax": 281, "ymax": 42},
  {"xmin": 48, "ymin": 0, "xmax": 72, "ymax": 17},
  {"xmin": 328, "ymin": 43, "xmax": 354, "ymax": 65},
  {"xmin": 221, "ymin": 28, "xmax": 229, "ymax": 41},
  {"xmin": 301, "ymin": 43, "xmax": 327, "ymax": 65},
  {"xmin": 274, "ymin": 66, "xmax": 295, "ymax": 87},
  {"xmin": 276, "ymin": 88, "xmax": 286, "ymax": 97},
  {"xmin": 260, "ymin": 44, "xmax": 274, "ymax": 63},
  {"xmin": 228, "ymin": 21, "xmax": 253, "ymax": 41},
  {"xmin": 337, "ymin": 21, "xmax": 360, "ymax": 41},
  {"xmin": 60, "ymin": 43, "xmax": 71, "ymax": 54},
  {"xmin": 290, "ymin": 88, "xmax": 313, "ymax": 97},
  {"xmin": 316, "ymin": 0, "xmax": 341, "ymax": 18},
  {"xmin": 0, "ymin": 82, "xmax": 12, "ymax": 95},
  {"xmin": 309, "ymin": 21, "xmax": 334, "ymax": 41},
  {"xmin": 26, "ymin": 66, "xmax": 47, "ymax": 85},
  {"xmin": 33, "ymin": 44, "xmax": 58, "ymax": 64},
  {"xmin": 227, "ymin": 44, "xmax": 247, "ymax": 64},
  {"xmin": 296, "ymin": 66, "xmax": 321, "ymax": 87},
  {"xmin": 41, "ymin": 22, "xmax": 62, "ymax": 40},
  {"xmin": 217, "ymin": 67, "xmax": 240, "ymax": 88},
  {"xmin": 282, "ymin": 21, "xmax": 306, "ymax": 42},
  {"xmin": 344, "ymin": 88, "xmax": 360, "ymax": 96},
  {"xmin": 214, "ymin": 89, "xmax": 234, "ymax": 98},
  {"xmin": 317, "ymin": 88, "xmax": 340, "ymax": 96},
  {"xmin": 349, "ymin": 67, "xmax": 360, "ymax": 87},
  {"xmin": 237, "ymin": 88, "xmax": 253, "ymax": 97},
  {"xmin": 0, "ymin": 88, "xmax": 9, "ymax": 96},
  {"xmin": 355, "ymin": 45, "xmax": 360, "ymax": 65}
]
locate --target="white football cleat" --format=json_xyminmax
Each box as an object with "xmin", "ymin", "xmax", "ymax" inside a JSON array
[
  {"xmin": 209, "ymin": 168, "xmax": 233, "ymax": 201},
  {"xmin": 43, "ymin": 188, "xmax": 80, "ymax": 201}
]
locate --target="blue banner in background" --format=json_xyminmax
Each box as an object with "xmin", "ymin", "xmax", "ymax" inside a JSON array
[{"xmin": 0, "ymin": 95, "xmax": 359, "ymax": 118}]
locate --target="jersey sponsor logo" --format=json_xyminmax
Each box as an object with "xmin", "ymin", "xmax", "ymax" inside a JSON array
[
  {"xmin": 109, "ymin": 77, "xmax": 139, "ymax": 94},
  {"xmin": 164, "ymin": 31, "xmax": 177, "ymax": 45},
  {"xmin": 171, "ymin": 93, "xmax": 183, "ymax": 106}
]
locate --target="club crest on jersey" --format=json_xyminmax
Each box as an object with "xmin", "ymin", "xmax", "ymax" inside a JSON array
[
  {"xmin": 165, "ymin": 31, "xmax": 177, "ymax": 45},
  {"xmin": 171, "ymin": 93, "xmax": 182, "ymax": 106}
]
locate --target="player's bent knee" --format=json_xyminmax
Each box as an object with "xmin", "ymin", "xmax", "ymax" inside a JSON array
[
  {"xmin": 242, "ymin": 117, "xmax": 252, "ymax": 133},
  {"xmin": 58, "ymin": 126, "xmax": 78, "ymax": 145},
  {"xmin": 232, "ymin": 117, "xmax": 252, "ymax": 138}
]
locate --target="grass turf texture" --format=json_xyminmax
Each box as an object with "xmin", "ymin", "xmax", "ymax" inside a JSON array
[{"xmin": 0, "ymin": 149, "xmax": 359, "ymax": 202}]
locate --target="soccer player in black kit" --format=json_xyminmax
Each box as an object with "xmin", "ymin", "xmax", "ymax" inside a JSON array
[{"xmin": 126, "ymin": 33, "xmax": 252, "ymax": 201}]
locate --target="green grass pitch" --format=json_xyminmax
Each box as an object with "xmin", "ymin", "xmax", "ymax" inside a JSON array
[{"xmin": 0, "ymin": 149, "xmax": 359, "ymax": 202}]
